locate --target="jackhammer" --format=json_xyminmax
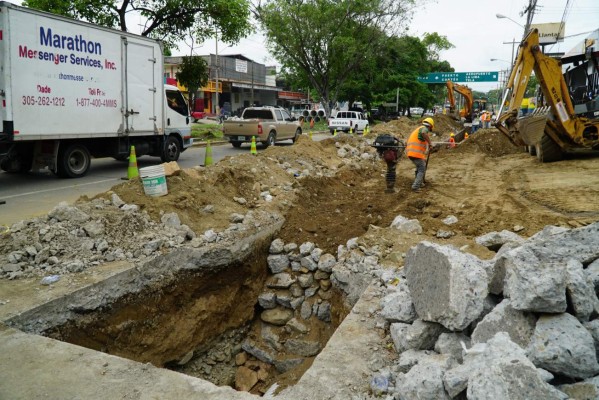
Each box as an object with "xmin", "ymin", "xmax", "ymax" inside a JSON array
[{"xmin": 372, "ymin": 134, "xmax": 406, "ymax": 193}]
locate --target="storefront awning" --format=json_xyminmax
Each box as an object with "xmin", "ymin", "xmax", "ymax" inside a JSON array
[{"xmin": 232, "ymin": 82, "xmax": 281, "ymax": 92}]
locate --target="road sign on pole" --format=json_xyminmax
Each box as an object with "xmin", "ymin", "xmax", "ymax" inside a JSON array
[{"xmin": 417, "ymin": 71, "xmax": 499, "ymax": 83}]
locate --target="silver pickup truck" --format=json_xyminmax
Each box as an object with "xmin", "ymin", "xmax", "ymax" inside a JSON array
[{"xmin": 223, "ymin": 107, "xmax": 302, "ymax": 148}]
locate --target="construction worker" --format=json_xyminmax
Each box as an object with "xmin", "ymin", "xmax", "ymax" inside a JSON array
[
  {"xmin": 448, "ymin": 132, "xmax": 456, "ymax": 149},
  {"xmin": 406, "ymin": 117, "xmax": 434, "ymax": 193},
  {"xmin": 481, "ymin": 111, "xmax": 490, "ymax": 129}
]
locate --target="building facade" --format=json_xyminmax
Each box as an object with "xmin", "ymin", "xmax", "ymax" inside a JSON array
[{"xmin": 164, "ymin": 55, "xmax": 306, "ymax": 116}]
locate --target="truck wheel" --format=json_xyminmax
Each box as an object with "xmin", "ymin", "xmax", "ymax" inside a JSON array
[
  {"xmin": 263, "ymin": 132, "xmax": 276, "ymax": 148},
  {"xmin": 1, "ymin": 152, "xmax": 33, "ymax": 173},
  {"xmin": 57, "ymin": 143, "xmax": 90, "ymax": 178},
  {"xmin": 161, "ymin": 136, "xmax": 181, "ymax": 162},
  {"xmin": 527, "ymin": 145, "xmax": 537, "ymax": 156},
  {"xmin": 231, "ymin": 141, "xmax": 242, "ymax": 148},
  {"xmin": 292, "ymin": 129, "xmax": 302, "ymax": 143},
  {"xmin": 535, "ymin": 134, "xmax": 562, "ymax": 163}
]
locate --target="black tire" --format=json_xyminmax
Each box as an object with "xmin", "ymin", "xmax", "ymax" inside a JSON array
[
  {"xmin": 263, "ymin": 131, "xmax": 276, "ymax": 148},
  {"xmin": 535, "ymin": 134, "xmax": 562, "ymax": 163},
  {"xmin": 1, "ymin": 152, "xmax": 33, "ymax": 173},
  {"xmin": 57, "ymin": 143, "xmax": 90, "ymax": 178},
  {"xmin": 292, "ymin": 129, "xmax": 302, "ymax": 144},
  {"xmin": 161, "ymin": 136, "xmax": 181, "ymax": 162},
  {"xmin": 113, "ymin": 155, "xmax": 129, "ymax": 161},
  {"xmin": 330, "ymin": 129, "xmax": 335, "ymax": 135},
  {"xmin": 231, "ymin": 141, "xmax": 242, "ymax": 148}
]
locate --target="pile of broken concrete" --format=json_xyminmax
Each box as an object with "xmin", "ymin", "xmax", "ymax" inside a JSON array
[{"xmin": 375, "ymin": 222, "xmax": 599, "ymax": 399}]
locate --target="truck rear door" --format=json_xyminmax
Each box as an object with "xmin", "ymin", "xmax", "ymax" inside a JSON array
[{"xmin": 123, "ymin": 38, "xmax": 159, "ymax": 135}]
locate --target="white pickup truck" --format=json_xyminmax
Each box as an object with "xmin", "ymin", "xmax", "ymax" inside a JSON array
[{"xmin": 328, "ymin": 110, "xmax": 369, "ymax": 134}]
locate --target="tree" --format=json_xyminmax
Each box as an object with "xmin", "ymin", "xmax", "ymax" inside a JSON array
[
  {"xmin": 23, "ymin": 0, "xmax": 253, "ymax": 49},
  {"xmin": 176, "ymin": 56, "xmax": 209, "ymax": 112},
  {"xmin": 253, "ymin": 0, "xmax": 418, "ymax": 116}
]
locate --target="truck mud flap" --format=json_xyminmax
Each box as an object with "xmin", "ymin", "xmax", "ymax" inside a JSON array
[{"xmin": 517, "ymin": 114, "xmax": 548, "ymax": 146}]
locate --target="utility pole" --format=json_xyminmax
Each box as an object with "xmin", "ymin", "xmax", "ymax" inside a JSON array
[
  {"xmin": 215, "ymin": 29, "xmax": 219, "ymax": 115},
  {"xmin": 251, "ymin": 62, "xmax": 254, "ymax": 106}
]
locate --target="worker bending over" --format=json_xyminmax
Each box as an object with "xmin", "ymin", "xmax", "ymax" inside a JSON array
[{"xmin": 406, "ymin": 117, "xmax": 434, "ymax": 193}]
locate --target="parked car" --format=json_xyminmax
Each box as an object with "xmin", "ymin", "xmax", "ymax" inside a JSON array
[
  {"xmin": 327, "ymin": 110, "xmax": 369, "ymax": 134},
  {"xmin": 223, "ymin": 106, "xmax": 302, "ymax": 148}
]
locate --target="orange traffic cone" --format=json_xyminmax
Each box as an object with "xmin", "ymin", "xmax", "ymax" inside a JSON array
[
  {"xmin": 250, "ymin": 136, "xmax": 257, "ymax": 155},
  {"xmin": 127, "ymin": 146, "xmax": 139, "ymax": 179}
]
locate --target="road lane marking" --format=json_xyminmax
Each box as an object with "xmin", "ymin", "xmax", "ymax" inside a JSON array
[{"xmin": 1, "ymin": 178, "xmax": 118, "ymax": 199}]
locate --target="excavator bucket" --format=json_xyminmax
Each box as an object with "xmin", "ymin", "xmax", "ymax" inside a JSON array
[{"xmin": 516, "ymin": 114, "xmax": 548, "ymax": 146}]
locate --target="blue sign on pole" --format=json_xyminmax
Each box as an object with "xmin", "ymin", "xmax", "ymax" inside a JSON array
[{"xmin": 417, "ymin": 71, "xmax": 499, "ymax": 83}]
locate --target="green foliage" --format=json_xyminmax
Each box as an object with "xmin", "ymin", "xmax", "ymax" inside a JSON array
[
  {"xmin": 254, "ymin": 0, "xmax": 418, "ymax": 116},
  {"xmin": 176, "ymin": 56, "xmax": 209, "ymax": 110},
  {"xmin": 191, "ymin": 123, "xmax": 223, "ymax": 140},
  {"xmin": 23, "ymin": 0, "xmax": 253, "ymax": 49},
  {"xmin": 526, "ymin": 75, "xmax": 539, "ymax": 97}
]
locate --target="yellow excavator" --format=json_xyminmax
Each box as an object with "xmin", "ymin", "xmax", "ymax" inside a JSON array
[
  {"xmin": 446, "ymin": 80, "xmax": 474, "ymax": 122},
  {"xmin": 495, "ymin": 28, "xmax": 599, "ymax": 162}
]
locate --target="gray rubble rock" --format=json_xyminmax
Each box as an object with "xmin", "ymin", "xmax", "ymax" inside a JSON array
[
  {"xmin": 300, "ymin": 256, "xmax": 318, "ymax": 272},
  {"xmin": 283, "ymin": 243, "xmax": 297, "ymax": 253},
  {"xmin": 442, "ymin": 215, "xmax": 458, "ymax": 225},
  {"xmin": 274, "ymin": 358, "xmax": 304, "ymax": 373},
  {"xmin": 241, "ymin": 340, "xmax": 275, "ymax": 364},
  {"xmin": 402, "ymin": 319, "xmax": 445, "ymax": 351},
  {"xmin": 266, "ymin": 273, "xmax": 296, "ymax": 289},
  {"xmin": 267, "ymin": 254, "xmax": 290, "ymax": 274},
  {"xmin": 434, "ymin": 332, "xmax": 471, "ymax": 363},
  {"xmin": 395, "ymin": 354, "xmax": 454, "ymax": 400},
  {"xmin": 390, "ymin": 215, "xmax": 422, "ymax": 234},
  {"xmin": 566, "ymin": 259, "xmax": 599, "ymax": 322},
  {"xmin": 528, "ymin": 313, "xmax": 599, "ymax": 379},
  {"xmin": 317, "ymin": 253, "xmax": 336, "ymax": 273},
  {"xmin": 503, "ymin": 256, "xmax": 567, "ymax": 313},
  {"xmin": 260, "ymin": 308, "xmax": 294, "ymax": 326},
  {"xmin": 467, "ymin": 338, "xmax": 565, "ymax": 400},
  {"xmin": 494, "ymin": 223, "xmax": 599, "ymax": 297},
  {"xmin": 405, "ymin": 241, "xmax": 488, "ymax": 331},
  {"xmin": 48, "ymin": 202, "xmax": 90, "ymax": 223},
  {"xmin": 471, "ymin": 299, "xmax": 537, "ymax": 348},
  {"xmin": 444, "ymin": 332, "xmax": 560, "ymax": 399},
  {"xmin": 475, "ymin": 230, "xmax": 524, "ymax": 251},
  {"xmin": 586, "ymin": 258, "xmax": 599, "ymax": 293},
  {"xmin": 528, "ymin": 225, "xmax": 570, "ymax": 241},
  {"xmin": 390, "ymin": 323, "xmax": 410, "ymax": 353},
  {"xmin": 299, "ymin": 242, "xmax": 315, "ymax": 256},
  {"xmin": 380, "ymin": 281, "xmax": 417, "ymax": 323},
  {"xmin": 284, "ymin": 339, "xmax": 321, "ymax": 357},
  {"xmin": 111, "ymin": 193, "xmax": 125, "ymax": 207},
  {"xmin": 161, "ymin": 212, "xmax": 181, "ymax": 228},
  {"xmin": 269, "ymin": 238, "xmax": 285, "ymax": 254},
  {"xmin": 230, "ymin": 213, "xmax": 245, "ymax": 223},
  {"xmin": 395, "ymin": 349, "xmax": 435, "ymax": 373},
  {"xmin": 297, "ymin": 273, "xmax": 314, "ymax": 288},
  {"xmin": 558, "ymin": 382, "xmax": 599, "ymax": 400},
  {"xmin": 584, "ymin": 319, "xmax": 599, "ymax": 359},
  {"xmin": 82, "ymin": 221, "xmax": 105, "ymax": 238},
  {"xmin": 300, "ymin": 301, "xmax": 312, "ymax": 320},
  {"xmin": 310, "ymin": 247, "xmax": 323, "ymax": 262},
  {"xmin": 315, "ymin": 301, "xmax": 331, "ymax": 322}
]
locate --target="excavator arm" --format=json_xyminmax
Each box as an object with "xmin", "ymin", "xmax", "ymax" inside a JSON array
[
  {"xmin": 446, "ymin": 80, "xmax": 474, "ymax": 122},
  {"xmin": 496, "ymin": 29, "xmax": 599, "ymax": 158}
]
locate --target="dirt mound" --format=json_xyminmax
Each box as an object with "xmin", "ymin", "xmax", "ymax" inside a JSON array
[
  {"xmin": 370, "ymin": 114, "xmax": 463, "ymax": 142},
  {"xmin": 453, "ymin": 129, "xmax": 521, "ymax": 157},
  {"xmin": 428, "ymin": 114, "xmax": 464, "ymax": 136}
]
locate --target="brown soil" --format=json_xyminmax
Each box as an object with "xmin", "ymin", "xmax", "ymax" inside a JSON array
[{"xmin": 105, "ymin": 127, "xmax": 599, "ymax": 254}]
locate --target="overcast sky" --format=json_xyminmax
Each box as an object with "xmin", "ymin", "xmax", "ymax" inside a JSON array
[{"xmin": 178, "ymin": 0, "xmax": 599, "ymax": 93}]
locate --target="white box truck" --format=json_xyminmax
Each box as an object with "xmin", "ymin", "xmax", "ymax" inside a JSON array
[{"xmin": 0, "ymin": 2, "xmax": 192, "ymax": 178}]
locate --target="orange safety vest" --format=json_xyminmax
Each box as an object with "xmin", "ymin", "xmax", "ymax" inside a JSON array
[
  {"xmin": 406, "ymin": 126, "xmax": 428, "ymax": 159},
  {"xmin": 448, "ymin": 137, "xmax": 456, "ymax": 148}
]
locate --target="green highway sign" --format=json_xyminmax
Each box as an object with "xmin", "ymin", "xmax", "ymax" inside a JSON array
[{"xmin": 417, "ymin": 71, "xmax": 499, "ymax": 83}]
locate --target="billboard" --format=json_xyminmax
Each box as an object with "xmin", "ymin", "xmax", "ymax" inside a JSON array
[{"xmin": 531, "ymin": 22, "xmax": 565, "ymax": 45}]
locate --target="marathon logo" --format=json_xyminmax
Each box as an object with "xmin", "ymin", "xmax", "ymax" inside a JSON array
[{"xmin": 39, "ymin": 27, "xmax": 102, "ymax": 55}]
